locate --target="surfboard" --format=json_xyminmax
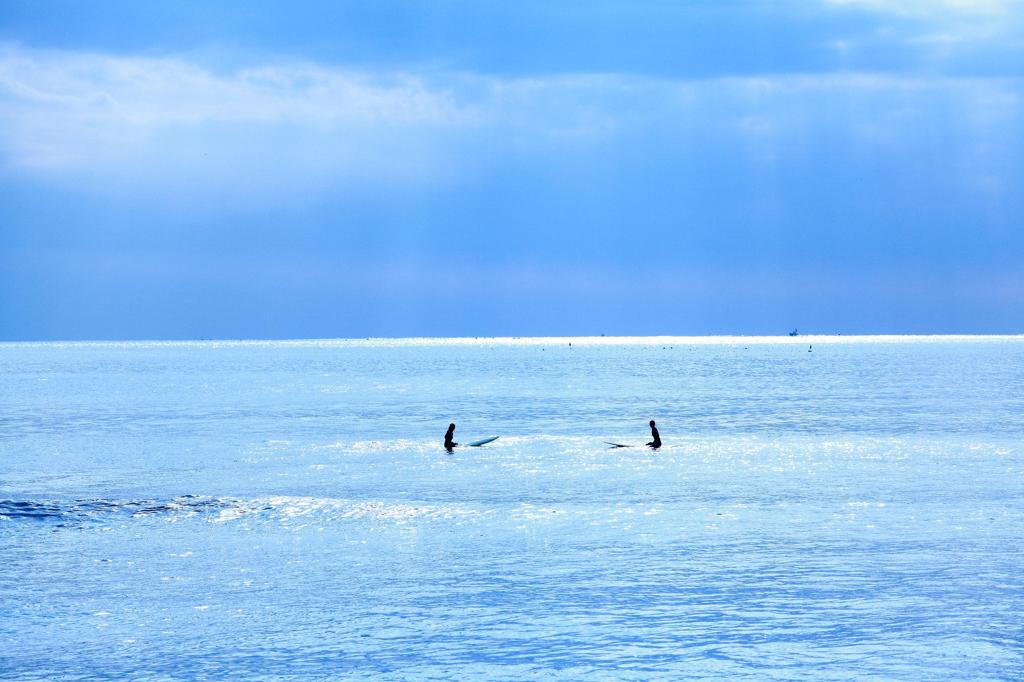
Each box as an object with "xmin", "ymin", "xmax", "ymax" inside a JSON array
[
  {"xmin": 467, "ymin": 436, "xmax": 499, "ymax": 447},
  {"xmin": 604, "ymin": 441, "xmax": 631, "ymax": 448}
]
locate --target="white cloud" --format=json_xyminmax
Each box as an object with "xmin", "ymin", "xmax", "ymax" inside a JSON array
[
  {"xmin": 0, "ymin": 47, "xmax": 464, "ymax": 129},
  {"xmin": 823, "ymin": 0, "xmax": 1024, "ymax": 52},
  {"xmin": 0, "ymin": 45, "xmax": 1019, "ymax": 204},
  {"xmin": 825, "ymin": 0, "xmax": 1013, "ymax": 17},
  {"xmin": 0, "ymin": 45, "xmax": 474, "ymax": 189}
]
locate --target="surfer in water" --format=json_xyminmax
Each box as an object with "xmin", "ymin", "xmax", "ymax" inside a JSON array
[
  {"xmin": 647, "ymin": 420, "xmax": 661, "ymax": 449},
  {"xmin": 444, "ymin": 423, "xmax": 458, "ymax": 452}
]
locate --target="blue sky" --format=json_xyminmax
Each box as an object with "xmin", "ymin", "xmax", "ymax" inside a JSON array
[{"xmin": 1, "ymin": 0, "xmax": 1022, "ymax": 339}]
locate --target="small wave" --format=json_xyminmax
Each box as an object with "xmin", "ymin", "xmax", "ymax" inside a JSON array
[
  {"xmin": 0, "ymin": 495, "xmax": 233, "ymax": 524},
  {"xmin": 0, "ymin": 495, "xmax": 481, "ymax": 527},
  {"xmin": 0, "ymin": 500, "xmax": 64, "ymax": 519}
]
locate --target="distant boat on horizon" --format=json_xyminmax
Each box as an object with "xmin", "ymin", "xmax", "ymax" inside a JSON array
[{"xmin": 789, "ymin": 329, "xmax": 799, "ymax": 336}]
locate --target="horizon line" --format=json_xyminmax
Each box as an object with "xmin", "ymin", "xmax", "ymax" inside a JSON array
[{"xmin": 3, "ymin": 333, "xmax": 1023, "ymax": 347}]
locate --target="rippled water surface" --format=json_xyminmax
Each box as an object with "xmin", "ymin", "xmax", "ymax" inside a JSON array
[{"xmin": 2, "ymin": 337, "xmax": 1023, "ymax": 680}]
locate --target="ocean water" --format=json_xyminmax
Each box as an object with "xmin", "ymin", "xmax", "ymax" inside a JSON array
[{"xmin": 1, "ymin": 336, "xmax": 1022, "ymax": 681}]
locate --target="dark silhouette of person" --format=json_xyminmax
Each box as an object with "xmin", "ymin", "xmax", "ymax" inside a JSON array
[
  {"xmin": 647, "ymin": 420, "xmax": 661, "ymax": 449},
  {"xmin": 444, "ymin": 423, "xmax": 458, "ymax": 452}
]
